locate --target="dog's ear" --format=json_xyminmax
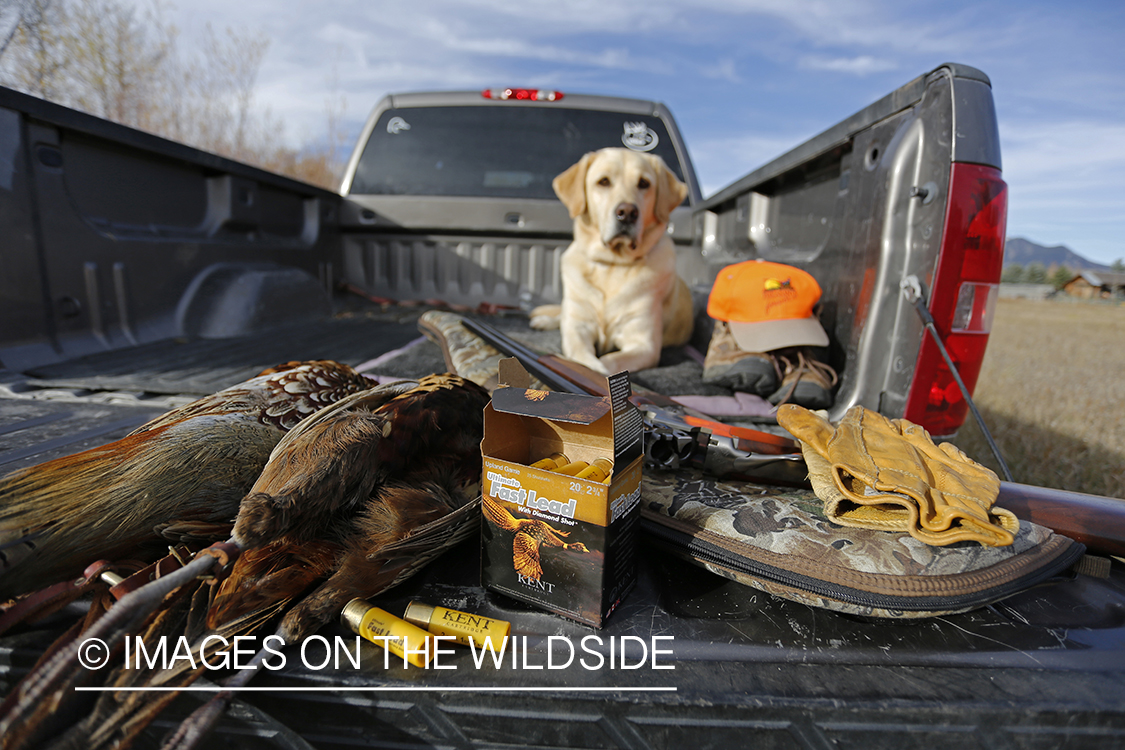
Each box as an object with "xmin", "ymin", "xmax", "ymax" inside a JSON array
[
  {"xmin": 649, "ymin": 155, "xmax": 689, "ymax": 224},
  {"xmin": 553, "ymin": 152, "xmax": 596, "ymax": 219}
]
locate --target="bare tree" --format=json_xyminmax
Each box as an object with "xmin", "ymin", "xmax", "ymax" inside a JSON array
[
  {"xmin": 153, "ymin": 22, "xmax": 279, "ymax": 165},
  {"xmin": 61, "ymin": 0, "xmax": 172, "ymax": 125},
  {"xmin": 0, "ymin": 0, "xmax": 342, "ymax": 188},
  {"xmin": 0, "ymin": 0, "xmax": 31, "ymax": 59},
  {"xmin": 1, "ymin": 0, "xmax": 71, "ymax": 102},
  {"xmin": 260, "ymin": 62, "xmax": 350, "ymax": 190}
]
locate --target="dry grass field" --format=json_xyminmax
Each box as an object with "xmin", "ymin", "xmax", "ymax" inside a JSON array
[{"xmin": 951, "ymin": 297, "xmax": 1125, "ymax": 499}]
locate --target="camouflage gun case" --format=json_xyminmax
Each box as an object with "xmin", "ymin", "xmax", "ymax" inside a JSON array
[{"xmin": 414, "ymin": 310, "xmax": 1085, "ymax": 619}]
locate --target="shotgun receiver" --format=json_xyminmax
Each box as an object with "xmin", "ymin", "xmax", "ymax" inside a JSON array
[{"xmin": 461, "ymin": 318, "xmax": 1125, "ymax": 558}]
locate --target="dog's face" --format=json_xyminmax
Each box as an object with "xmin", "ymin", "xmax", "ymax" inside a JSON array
[{"xmin": 553, "ymin": 148, "xmax": 687, "ymax": 261}]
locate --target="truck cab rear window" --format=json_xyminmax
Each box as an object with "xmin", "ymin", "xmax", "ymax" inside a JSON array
[{"xmin": 349, "ymin": 106, "xmax": 684, "ymax": 199}]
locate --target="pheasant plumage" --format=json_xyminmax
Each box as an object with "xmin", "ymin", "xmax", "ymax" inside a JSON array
[
  {"xmin": 212, "ymin": 373, "xmax": 490, "ymax": 640},
  {"xmin": 0, "ymin": 360, "xmax": 374, "ymax": 600},
  {"xmin": 0, "ymin": 372, "xmax": 492, "ymax": 750}
]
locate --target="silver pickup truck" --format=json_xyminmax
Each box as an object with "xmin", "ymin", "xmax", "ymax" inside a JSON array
[
  {"xmin": 334, "ymin": 64, "xmax": 1001, "ymax": 439},
  {"xmin": 1, "ymin": 64, "xmax": 1121, "ymax": 748},
  {"xmin": 2, "ymin": 64, "xmax": 998, "ymax": 438}
]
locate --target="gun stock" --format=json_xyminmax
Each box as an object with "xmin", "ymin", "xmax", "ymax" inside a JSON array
[{"xmin": 996, "ymin": 483, "xmax": 1125, "ymax": 558}]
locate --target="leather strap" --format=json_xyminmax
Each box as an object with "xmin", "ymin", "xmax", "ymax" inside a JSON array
[
  {"xmin": 0, "ymin": 560, "xmax": 116, "ymax": 636},
  {"xmin": 108, "ymin": 544, "xmax": 196, "ymax": 599}
]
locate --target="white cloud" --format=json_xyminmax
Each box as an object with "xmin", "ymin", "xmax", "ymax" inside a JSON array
[
  {"xmin": 1000, "ymin": 118, "xmax": 1125, "ymax": 264},
  {"xmin": 700, "ymin": 58, "xmax": 740, "ymax": 83},
  {"xmin": 1001, "ymin": 120, "xmax": 1125, "ymax": 182},
  {"xmin": 798, "ymin": 55, "xmax": 898, "ymax": 76}
]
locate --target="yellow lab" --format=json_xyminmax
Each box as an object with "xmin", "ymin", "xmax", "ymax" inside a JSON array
[{"xmin": 531, "ymin": 148, "xmax": 693, "ymax": 375}]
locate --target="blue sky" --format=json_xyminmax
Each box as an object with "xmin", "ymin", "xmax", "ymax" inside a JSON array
[{"xmin": 168, "ymin": 0, "xmax": 1125, "ymax": 265}]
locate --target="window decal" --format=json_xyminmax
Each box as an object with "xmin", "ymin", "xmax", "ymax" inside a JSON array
[
  {"xmin": 387, "ymin": 116, "xmax": 411, "ymax": 134},
  {"xmin": 622, "ymin": 122, "xmax": 658, "ymax": 151}
]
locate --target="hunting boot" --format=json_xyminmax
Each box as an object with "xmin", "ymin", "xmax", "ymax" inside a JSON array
[
  {"xmin": 702, "ymin": 320, "xmax": 780, "ymax": 395},
  {"xmin": 768, "ymin": 349, "xmax": 838, "ymax": 410}
]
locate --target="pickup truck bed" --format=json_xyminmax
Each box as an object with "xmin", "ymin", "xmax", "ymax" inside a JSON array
[
  {"xmin": 2, "ymin": 313, "xmax": 1124, "ymax": 749},
  {"xmin": 1, "ymin": 66, "xmax": 1123, "ymax": 748},
  {"xmin": 0, "ymin": 309, "xmax": 422, "ymax": 471}
]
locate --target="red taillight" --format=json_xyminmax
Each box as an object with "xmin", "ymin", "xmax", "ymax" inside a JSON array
[
  {"xmin": 481, "ymin": 88, "xmax": 564, "ymax": 102},
  {"xmin": 903, "ymin": 163, "xmax": 1007, "ymax": 436}
]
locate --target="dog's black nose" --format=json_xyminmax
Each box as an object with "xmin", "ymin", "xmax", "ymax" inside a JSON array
[{"xmin": 615, "ymin": 203, "xmax": 639, "ymax": 224}]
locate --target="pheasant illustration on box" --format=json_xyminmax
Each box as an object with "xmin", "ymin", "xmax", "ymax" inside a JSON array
[{"xmin": 483, "ymin": 495, "xmax": 591, "ymax": 581}]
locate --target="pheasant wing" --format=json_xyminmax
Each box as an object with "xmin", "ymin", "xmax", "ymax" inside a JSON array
[{"xmin": 483, "ymin": 495, "xmax": 522, "ymax": 533}]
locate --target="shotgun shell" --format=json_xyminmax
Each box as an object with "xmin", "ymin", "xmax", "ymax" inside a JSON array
[
  {"xmin": 342, "ymin": 599, "xmax": 433, "ymax": 667},
  {"xmin": 554, "ymin": 460, "xmax": 589, "ymax": 476},
  {"xmin": 403, "ymin": 601, "xmax": 511, "ymax": 650},
  {"xmin": 530, "ymin": 452, "xmax": 569, "ymax": 470},
  {"xmin": 575, "ymin": 457, "xmax": 614, "ymax": 483}
]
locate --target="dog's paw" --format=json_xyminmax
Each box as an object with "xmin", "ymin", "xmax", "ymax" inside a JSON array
[
  {"xmin": 530, "ymin": 315, "xmax": 560, "ymax": 330},
  {"xmin": 599, "ymin": 349, "xmax": 658, "ymax": 375},
  {"xmin": 529, "ymin": 304, "xmax": 561, "ymax": 330}
]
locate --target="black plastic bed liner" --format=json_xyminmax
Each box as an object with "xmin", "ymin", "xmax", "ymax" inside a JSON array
[
  {"xmin": 19, "ymin": 312, "xmax": 428, "ymax": 397},
  {"xmin": 0, "ymin": 397, "xmax": 168, "ymax": 472},
  {"xmin": 0, "ymin": 307, "xmax": 552, "ymax": 470},
  {"xmin": 5, "ymin": 537, "xmax": 1123, "ymax": 749},
  {"xmin": 1, "ymin": 310, "xmax": 1124, "ymax": 749}
]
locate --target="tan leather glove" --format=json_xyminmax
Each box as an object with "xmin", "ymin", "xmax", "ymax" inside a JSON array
[{"xmin": 776, "ymin": 404, "xmax": 1019, "ymax": 547}]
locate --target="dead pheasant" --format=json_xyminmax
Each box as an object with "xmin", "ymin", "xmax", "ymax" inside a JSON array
[
  {"xmin": 212, "ymin": 373, "xmax": 490, "ymax": 641},
  {"xmin": 0, "ymin": 360, "xmax": 375, "ymax": 601},
  {"xmin": 2, "ymin": 374, "xmax": 491, "ymax": 750},
  {"xmin": 483, "ymin": 495, "xmax": 590, "ymax": 580}
]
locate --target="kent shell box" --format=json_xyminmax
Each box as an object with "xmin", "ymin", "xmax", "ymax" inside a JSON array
[{"xmin": 480, "ymin": 359, "xmax": 643, "ymax": 628}]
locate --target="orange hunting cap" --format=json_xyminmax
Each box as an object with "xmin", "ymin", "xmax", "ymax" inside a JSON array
[{"xmin": 707, "ymin": 260, "xmax": 829, "ymax": 352}]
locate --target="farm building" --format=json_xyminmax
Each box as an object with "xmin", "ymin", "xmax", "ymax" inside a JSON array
[
  {"xmin": 1062, "ymin": 271, "xmax": 1125, "ymax": 299},
  {"xmin": 998, "ymin": 283, "xmax": 1054, "ymax": 300}
]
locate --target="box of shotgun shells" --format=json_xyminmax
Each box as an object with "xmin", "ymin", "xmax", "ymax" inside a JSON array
[{"xmin": 480, "ymin": 358, "xmax": 643, "ymax": 627}]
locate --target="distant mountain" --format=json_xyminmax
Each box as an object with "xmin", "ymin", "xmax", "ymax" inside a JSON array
[{"xmin": 1003, "ymin": 237, "xmax": 1112, "ymax": 271}]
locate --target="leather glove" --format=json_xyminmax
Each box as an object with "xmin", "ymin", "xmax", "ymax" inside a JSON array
[{"xmin": 776, "ymin": 404, "xmax": 1019, "ymax": 547}]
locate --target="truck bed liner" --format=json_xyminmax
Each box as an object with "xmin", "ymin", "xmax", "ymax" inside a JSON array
[
  {"xmin": 0, "ymin": 398, "xmax": 166, "ymax": 472},
  {"xmin": 1, "ymin": 313, "xmax": 1123, "ymax": 749},
  {"xmin": 18, "ymin": 314, "xmax": 424, "ymax": 397},
  {"xmin": 5, "ymin": 537, "xmax": 1120, "ymax": 749}
]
